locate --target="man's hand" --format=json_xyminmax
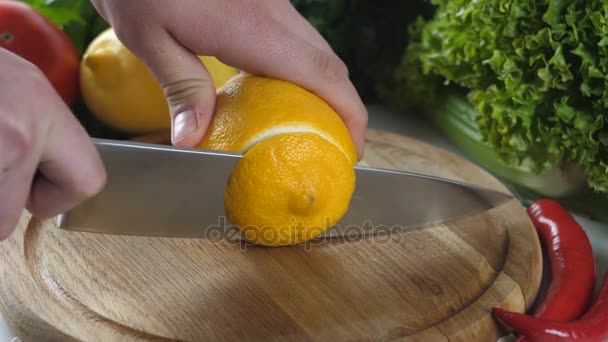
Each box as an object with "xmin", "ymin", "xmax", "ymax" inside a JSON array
[
  {"xmin": 0, "ymin": 49, "xmax": 106, "ymax": 239},
  {"xmin": 89, "ymin": 0, "xmax": 368, "ymax": 158}
]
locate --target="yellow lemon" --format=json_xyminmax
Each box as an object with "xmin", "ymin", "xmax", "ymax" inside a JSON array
[
  {"xmin": 80, "ymin": 28, "xmax": 239, "ymax": 135},
  {"xmin": 199, "ymin": 74, "xmax": 357, "ymax": 246}
]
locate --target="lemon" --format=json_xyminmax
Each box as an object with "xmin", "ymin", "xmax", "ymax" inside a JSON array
[
  {"xmin": 80, "ymin": 28, "xmax": 239, "ymax": 135},
  {"xmin": 199, "ymin": 74, "xmax": 357, "ymax": 246}
]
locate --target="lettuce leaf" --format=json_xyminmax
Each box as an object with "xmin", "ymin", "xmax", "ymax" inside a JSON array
[
  {"xmin": 23, "ymin": 0, "xmax": 87, "ymax": 27},
  {"xmin": 400, "ymin": 0, "xmax": 608, "ymax": 195}
]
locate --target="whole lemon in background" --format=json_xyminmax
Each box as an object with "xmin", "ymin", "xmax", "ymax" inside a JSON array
[
  {"xmin": 199, "ymin": 74, "xmax": 357, "ymax": 246},
  {"xmin": 80, "ymin": 28, "xmax": 239, "ymax": 135}
]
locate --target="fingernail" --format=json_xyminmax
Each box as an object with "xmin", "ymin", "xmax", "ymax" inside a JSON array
[{"xmin": 172, "ymin": 110, "xmax": 198, "ymax": 143}]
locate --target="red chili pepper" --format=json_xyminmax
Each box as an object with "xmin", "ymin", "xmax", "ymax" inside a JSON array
[
  {"xmin": 526, "ymin": 200, "xmax": 596, "ymax": 319},
  {"xmin": 493, "ymin": 271, "xmax": 608, "ymax": 341},
  {"xmin": 491, "ymin": 199, "xmax": 598, "ymax": 341}
]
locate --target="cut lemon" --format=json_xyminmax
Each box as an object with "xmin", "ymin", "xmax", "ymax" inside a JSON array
[{"xmin": 199, "ymin": 74, "xmax": 357, "ymax": 246}]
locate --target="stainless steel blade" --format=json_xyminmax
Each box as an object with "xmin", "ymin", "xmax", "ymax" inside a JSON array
[
  {"xmin": 57, "ymin": 138, "xmax": 241, "ymax": 239},
  {"xmin": 322, "ymin": 166, "xmax": 512, "ymax": 238},
  {"xmin": 56, "ymin": 138, "xmax": 513, "ymax": 239}
]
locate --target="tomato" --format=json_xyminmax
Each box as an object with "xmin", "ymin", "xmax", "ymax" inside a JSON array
[{"xmin": 0, "ymin": 1, "xmax": 80, "ymax": 106}]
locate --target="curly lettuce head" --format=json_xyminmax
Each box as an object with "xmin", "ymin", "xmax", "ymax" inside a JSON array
[{"xmin": 404, "ymin": 0, "xmax": 608, "ymax": 193}]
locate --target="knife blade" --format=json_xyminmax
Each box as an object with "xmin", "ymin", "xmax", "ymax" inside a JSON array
[{"xmin": 56, "ymin": 138, "xmax": 513, "ymax": 239}]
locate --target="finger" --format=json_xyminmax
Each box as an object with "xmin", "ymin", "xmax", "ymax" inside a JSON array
[
  {"xmin": 0, "ymin": 165, "xmax": 35, "ymax": 239},
  {"xmin": 122, "ymin": 29, "xmax": 217, "ymax": 147},
  {"xmin": 0, "ymin": 125, "xmax": 34, "ymax": 239},
  {"xmin": 0, "ymin": 103, "xmax": 36, "ymax": 239},
  {"xmin": 209, "ymin": 11, "xmax": 368, "ymax": 157},
  {"xmin": 0, "ymin": 48, "xmax": 105, "ymax": 237},
  {"xmin": 26, "ymin": 106, "xmax": 106, "ymax": 219},
  {"xmin": 0, "ymin": 120, "xmax": 34, "ymax": 239}
]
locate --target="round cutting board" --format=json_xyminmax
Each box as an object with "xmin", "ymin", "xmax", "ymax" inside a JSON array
[{"xmin": 0, "ymin": 129, "xmax": 542, "ymax": 341}]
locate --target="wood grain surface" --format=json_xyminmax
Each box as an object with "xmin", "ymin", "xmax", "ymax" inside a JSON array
[{"xmin": 0, "ymin": 128, "xmax": 543, "ymax": 341}]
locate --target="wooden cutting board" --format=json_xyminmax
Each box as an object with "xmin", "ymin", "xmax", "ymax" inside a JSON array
[{"xmin": 0, "ymin": 128, "xmax": 543, "ymax": 341}]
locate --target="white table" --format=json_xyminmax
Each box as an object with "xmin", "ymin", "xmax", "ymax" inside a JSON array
[{"xmin": 1, "ymin": 105, "xmax": 606, "ymax": 341}]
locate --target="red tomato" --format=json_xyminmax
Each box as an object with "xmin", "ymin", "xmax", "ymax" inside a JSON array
[{"xmin": 0, "ymin": 0, "xmax": 80, "ymax": 106}]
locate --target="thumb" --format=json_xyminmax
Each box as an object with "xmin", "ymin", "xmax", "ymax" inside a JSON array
[{"xmin": 134, "ymin": 32, "xmax": 216, "ymax": 147}]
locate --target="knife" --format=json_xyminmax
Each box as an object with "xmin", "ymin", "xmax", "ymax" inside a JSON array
[{"xmin": 56, "ymin": 138, "xmax": 513, "ymax": 239}]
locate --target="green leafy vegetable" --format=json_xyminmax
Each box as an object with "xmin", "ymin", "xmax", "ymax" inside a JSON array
[
  {"xmin": 399, "ymin": 0, "xmax": 608, "ymax": 195},
  {"xmin": 430, "ymin": 89, "xmax": 588, "ymax": 196},
  {"xmin": 429, "ymin": 90, "xmax": 608, "ymax": 221},
  {"xmin": 23, "ymin": 0, "xmax": 86, "ymax": 27},
  {"xmin": 18, "ymin": 0, "xmax": 108, "ymax": 54}
]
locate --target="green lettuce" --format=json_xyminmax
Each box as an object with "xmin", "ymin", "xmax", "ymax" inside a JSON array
[{"xmin": 399, "ymin": 0, "xmax": 608, "ymax": 195}]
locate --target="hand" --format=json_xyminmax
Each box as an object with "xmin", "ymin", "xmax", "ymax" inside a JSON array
[
  {"xmin": 89, "ymin": 0, "xmax": 368, "ymax": 158},
  {"xmin": 0, "ymin": 49, "xmax": 106, "ymax": 239}
]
